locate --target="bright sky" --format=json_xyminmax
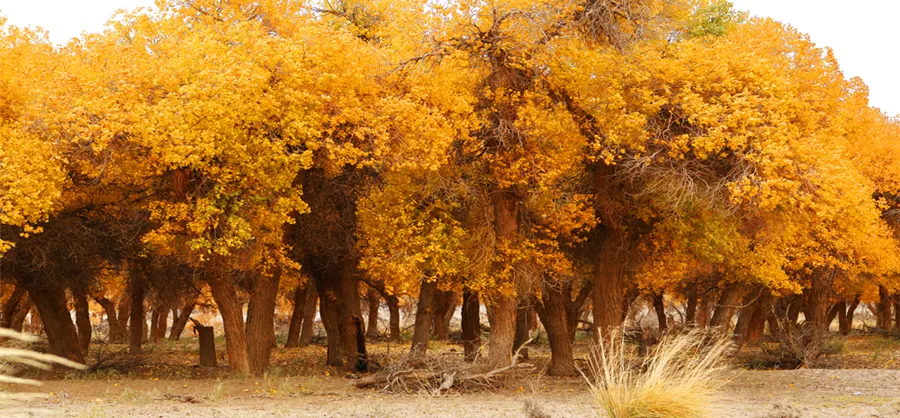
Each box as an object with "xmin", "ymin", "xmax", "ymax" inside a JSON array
[{"xmin": 1, "ymin": 0, "xmax": 898, "ymax": 115}]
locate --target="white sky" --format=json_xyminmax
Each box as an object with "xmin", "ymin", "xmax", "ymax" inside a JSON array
[{"xmin": 1, "ymin": 0, "xmax": 898, "ymax": 115}]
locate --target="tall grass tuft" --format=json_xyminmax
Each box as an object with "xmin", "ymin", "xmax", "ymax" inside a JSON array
[
  {"xmin": 0, "ymin": 328, "xmax": 86, "ymax": 413},
  {"xmin": 583, "ymin": 329, "xmax": 732, "ymax": 418}
]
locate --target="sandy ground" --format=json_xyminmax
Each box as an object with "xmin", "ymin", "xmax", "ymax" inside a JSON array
[{"xmin": 9, "ymin": 369, "xmax": 899, "ymax": 417}]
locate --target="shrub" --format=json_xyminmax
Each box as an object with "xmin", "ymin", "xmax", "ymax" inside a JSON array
[{"xmin": 583, "ymin": 329, "xmax": 732, "ymax": 418}]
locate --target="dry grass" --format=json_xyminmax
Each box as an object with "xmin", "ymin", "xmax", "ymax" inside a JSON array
[
  {"xmin": 0, "ymin": 328, "xmax": 86, "ymax": 414},
  {"xmin": 583, "ymin": 329, "xmax": 732, "ymax": 418}
]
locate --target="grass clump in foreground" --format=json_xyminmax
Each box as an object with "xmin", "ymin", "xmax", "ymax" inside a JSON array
[
  {"xmin": 583, "ymin": 329, "xmax": 732, "ymax": 418},
  {"xmin": 0, "ymin": 328, "xmax": 86, "ymax": 413}
]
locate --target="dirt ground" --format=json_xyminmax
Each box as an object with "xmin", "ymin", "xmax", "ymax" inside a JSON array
[
  {"xmin": 8, "ymin": 335, "xmax": 900, "ymax": 417},
  {"xmin": 7, "ymin": 368, "xmax": 897, "ymax": 417}
]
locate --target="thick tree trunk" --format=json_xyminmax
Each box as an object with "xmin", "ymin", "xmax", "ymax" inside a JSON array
[
  {"xmin": 155, "ymin": 307, "xmax": 169, "ymax": 341},
  {"xmin": 1, "ymin": 286, "xmax": 25, "ymax": 328},
  {"xmin": 95, "ymin": 297, "xmax": 125, "ymax": 343},
  {"xmin": 315, "ymin": 272, "xmax": 343, "ymax": 367},
  {"xmin": 207, "ymin": 271, "xmax": 251, "ymax": 375},
  {"xmin": 805, "ymin": 271, "xmax": 835, "ymax": 330},
  {"xmin": 127, "ymin": 267, "xmax": 146, "ymax": 355},
  {"xmin": 709, "ymin": 284, "xmax": 746, "ymax": 330},
  {"xmin": 245, "ymin": 270, "xmax": 281, "ymax": 376},
  {"xmin": 513, "ymin": 299, "xmax": 533, "ymax": 360},
  {"xmin": 410, "ymin": 279, "xmax": 438, "ymax": 356},
  {"xmin": 150, "ymin": 308, "xmax": 160, "ymax": 343},
  {"xmin": 696, "ymin": 294, "xmax": 710, "ymax": 329},
  {"xmin": 569, "ymin": 281, "xmax": 592, "ymax": 341},
  {"xmin": 23, "ymin": 280, "xmax": 84, "ymax": 363},
  {"xmin": 841, "ymin": 295, "xmax": 860, "ymax": 335},
  {"xmin": 486, "ymin": 190, "xmax": 519, "ymax": 367},
  {"xmin": 652, "ymin": 292, "xmax": 667, "ymax": 332},
  {"xmin": 299, "ymin": 284, "xmax": 318, "ymax": 346},
  {"xmin": 735, "ymin": 292, "xmax": 770, "ymax": 349},
  {"xmin": 537, "ymin": 284, "xmax": 576, "ymax": 376},
  {"xmin": 169, "ymin": 299, "xmax": 196, "ymax": 340},
  {"xmin": 386, "ymin": 295, "xmax": 401, "ymax": 342},
  {"xmin": 878, "ymin": 285, "xmax": 892, "ymax": 331},
  {"xmin": 893, "ymin": 294, "xmax": 900, "ymax": 334},
  {"xmin": 10, "ymin": 296, "xmax": 31, "ymax": 332},
  {"xmin": 461, "ymin": 289, "xmax": 481, "ymax": 362},
  {"xmin": 335, "ymin": 269, "xmax": 367, "ymax": 371},
  {"xmin": 685, "ymin": 284, "xmax": 698, "ymax": 327},
  {"xmin": 593, "ymin": 228, "xmax": 625, "ymax": 339},
  {"xmin": 365, "ymin": 287, "xmax": 380, "ymax": 339},
  {"xmin": 432, "ymin": 290, "xmax": 457, "ymax": 341},
  {"xmin": 118, "ymin": 293, "xmax": 131, "ymax": 339},
  {"xmin": 73, "ymin": 290, "xmax": 91, "ymax": 353},
  {"xmin": 486, "ymin": 294, "xmax": 517, "ymax": 367},
  {"xmin": 827, "ymin": 302, "xmax": 843, "ymax": 331},
  {"xmin": 285, "ymin": 283, "xmax": 307, "ymax": 348}
]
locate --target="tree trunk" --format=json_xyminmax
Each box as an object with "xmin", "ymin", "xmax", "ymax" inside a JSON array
[
  {"xmin": 128, "ymin": 266, "xmax": 146, "ymax": 355},
  {"xmin": 735, "ymin": 292, "xmax": 770, "ymax": 349},
  {"xmin": 150, "ymin": 308, "xmax": 160, "ymax": 343},
  {"xmin": 805, "ymin": 271, "xmax": 835, "ymax": 330},
  {"xmin": 10, "ymin": 296, "xmax": 31, "ymax": 332},
  {"xmin": 156, "ymin": 307, "xmax": 169, "ymax": 341},
  {"xmin": 285, "ymin": 283, "xmax": 307, "ymax": 348},
  {"xmin": 410, "ymin": 278, "xmax": 438, "ymax": 356},
  {"xmin": 118, "ymin": 293, "xmax": 131, "ymax": 339},
  {"xmin": 22, "ymin": 280, "xmax": 84, "ymax": 363},
  {"xmin": 486, "ymin": 294, "xmax": 517, "ymax": 367},
  {"xmin": 461, "ymin": 289, "xmax": 481, "ymax": 362},
  {"xmin": 207, "ymin": 271, "xmax": 251, "ymax": 375},
  {"xmin": 73, "ymin": 290, "xmax": 91, "ymax": 353},
  {"xmin": 432, "ymin": 290, "xmax": 457, "ymax": 341},
  {"xmin": 826, "ymin": 302, "xmax": 843, "ymax": 331},
  {"xmin": 245, "ymin": 269, "xmax": 281, "ymax": 376},
  {"xmin": 335, "ymin": 268, "xmax": 367, "ymax": 372},
  {"xmin": 486, "ymin": 190, "xmax": 520, "ymax": 367},
  {"xmin": 513, "ymin": 299, "xmax": 533, "ymax": 360},
  {"xmin": 893, "ymin": 294, "xmax": 900, "ymax": 334},
  {"xmin": 696, "ymin": 294, "xmax": 710, "ymax": 329},
  {"xmin": 878, "ymin": 285, "xmax": 892, "ymax": 331},
  {"xmin": 169, "ymin": 299, "xmax": 196, "ymax": 340},
  {"xmin": 365, "ymin": 287, "xmax": 380, "ymax": 339},
  {"xmin": 315, "ymin": 272, "xmax": 343, "ymax": 367},
  {"xmin": 841, "ymin": 295, "xmax": 860, "ymax": 335},
  {"xmin": 685, "ymin": 284, "xmax": 698, "ymax": 327},
  {"xmin": 709, "ymin": 284, "xmax": 746, "ymax": 330},
  {"xmin": 593, "ymin": 228, "xmax": 625, "ymax": 339},
  {"xmin": 386, "ymin": 295, "xmax": 401, "ymax": 342},
  {"xmin": 652, "ymin": 292, "xmax": 667, "ymax": 333},
  {"xmin": 299, "ymin": 284, "xmax": 318, "ymax": 346},
  {"xmin": 1, "ymin": 286, "xmax": 25, "ymax": 328},
  {"xmin": 537, "ymin": 284, "xmax": 576, "ymax": 376},
  {"xmin": 95, "ymin": 296, "xmax": 125, "ymax": 343}
]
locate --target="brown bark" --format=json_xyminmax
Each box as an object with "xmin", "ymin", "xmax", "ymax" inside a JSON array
[
  {"xmin": 685, "ymin": 284, "xmax": 698, "ymax": 327},
  {"xmin": 207, "ymin": 271, "xmax": 251, "ymax": 375},
  {"xmin": 652, "ymin": 292, "xmax": 667, "ymax": 333},
  {"xmin": 826, "ymin": 302, "xmax": 843, "ymax": 330},
  {"xmin": 365, "ymin": 287, "xmax": 380, "ymax": 339},
  {"xmin": 95, "ymin": 296, "xmax": 125, "ymax": 343},
  {"xmin": 169, "ymin": 299, "xmax": 196, "ymax": 340},
  {"xmin": 335, "ymin": 269, "xmax": 367, "ymax": 371},
  {"xmin": 486, "ymin": 190, "xmax": 520, "ymax": 367},
  {"xmin": 461, "ymin": 289, "xmax": 481, "ymax": 362},
  {"xmin": 513, "ymin": 299, "xmax": 533, "ymax": 360},
  {"xmin": 537, "ymin": 284, "xmax": 576, "ymax": 376},
  {"xmin": 245, "ymin": 269, "xmax": 281, "ymax": 376},
  {"xmin": 315, "ymin": 272, "xmax": 343, "ymax": 367},
  {"xmin": 878, "ymin": 285, "xmax": 892, "ymax": 331},
  {"xmin": 1, "ymin": 286, "xmax": 25, "ymax": 328},
  {"xmin": 299, "ymin": 284, "xmax": 318, "ymax": 346},
  {"xmin": 155, "ymin": 307, "xmax": 169, "ymax": 341},
  {"xmin": 593, "ymin": 227, "xmax": 625, "ymax": 339},
  {"xmin": 841, "ymin": 295, "xmax": 860, "ymax": 335},
  {"xmin": 118, "ymin": 292, "xmax": 131, "ymax": 338},
  {"xmin": 285, "ymin": 283, "xmax": 307, "ymax": 348},
  {"xmin": 709, "ymin": 284, "xmax": 747, "ymax": 330},
  {"xmin": 73, "ymin": 290, "xmax": 91, "ymax": 353},
  {"xmin": 432, "ymin": 290, "xmax": 457, "ymax": 341},
  {"xmin": 805, "ymin": 270, "xmax": 835, "ymax": 330},
  {"xmin": 10, "ymin": 296, "xmax": 31, "ymax": 332},
  {"xmin": 386, "ymin": 295, "xmax": 401, "ymax": 342},
  {"xmin": 410, "ymin": 279, "xmax": 438, "ymax": 356},
  {"xmin": 696, "ymin": 294, "xmax": 710, "ymax": 329},
  {"xmin": 734, "ymin": 292, "xmax": 770, "ymax": 349},
  {"xmin": 150, "ymin": 308, "xmax": 160, "ymax": 343},
  {"xmin": 128, "ymin": 266, "xmax": 146, "ymax": 355},
  {"xmin": 22, "ymin": 280, "xmax": 84, "ymax": 363},
  {"xmin": 893, "ymin": 294, "xmax": 900, "ymax": 334}
]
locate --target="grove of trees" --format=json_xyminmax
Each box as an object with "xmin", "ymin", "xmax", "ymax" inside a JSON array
[{"xmin": 3, "ymin": 0, "xmax": 900, "ymax": 377}]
